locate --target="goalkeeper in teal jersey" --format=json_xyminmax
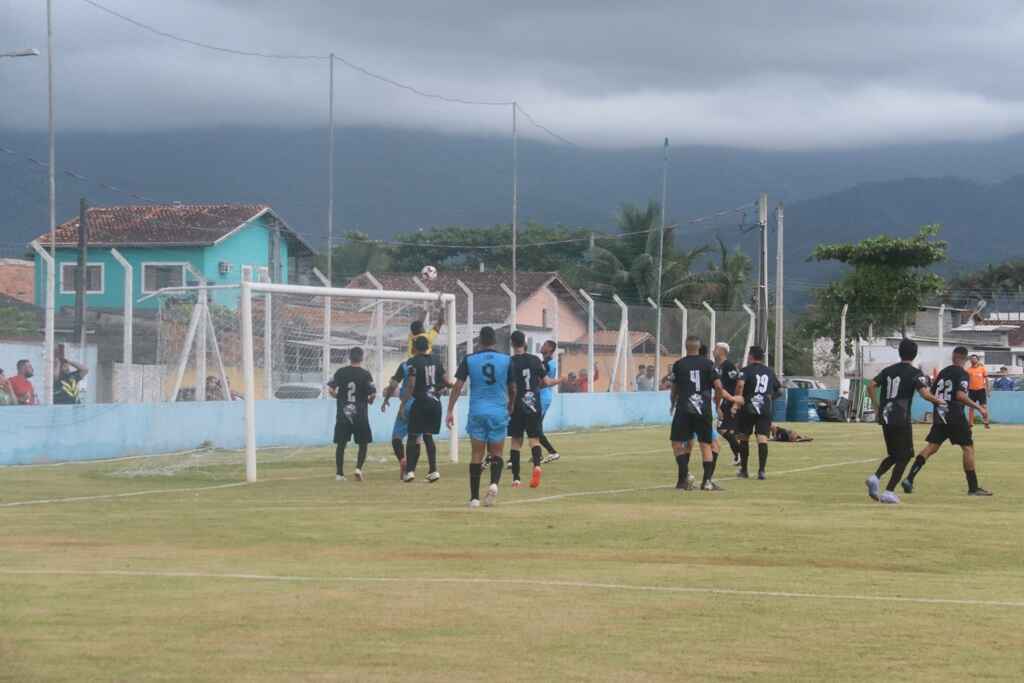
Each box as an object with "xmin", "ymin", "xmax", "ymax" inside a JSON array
[{"xmin": 447, "ymin": 326, "xmax": 515, "ymax": 508}]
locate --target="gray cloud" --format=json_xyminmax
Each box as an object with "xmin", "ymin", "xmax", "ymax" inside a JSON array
[{"xmin": 3, "ymin": 0, "xmax": 1024, "ymax": 148}]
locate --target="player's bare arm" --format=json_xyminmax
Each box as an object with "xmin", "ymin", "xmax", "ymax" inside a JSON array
[
  {"xmin": 712, "ymin": 377, "xmax": 735, "ymax": 404},
  {"xmin": 507, "ymin": 382, "xmax": 517, "ymax": 415},
  {"xmin": 732, "ymin": 379, "xmax": 746, "ymax": 406},
  {"xmin": 381, "ymin": 379, "xmax": 399, "ymax": 411},
  {"xmin": 867, "ymin": 380, "xmax": 879, "ymax": 411},
  {"xmin": 956, "ymin": 389, "xmax": 989, "ymax": 426}
]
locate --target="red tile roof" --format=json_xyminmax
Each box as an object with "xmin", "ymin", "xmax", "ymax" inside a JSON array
[{"xmin": 34, "ymin": 203, "xmax": 275, "ymax": 247}]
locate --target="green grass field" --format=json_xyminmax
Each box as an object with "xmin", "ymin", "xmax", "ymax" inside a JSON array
[{"xmin": 1, "ymin": 422, "xmax": 1022, "ymax": 682}]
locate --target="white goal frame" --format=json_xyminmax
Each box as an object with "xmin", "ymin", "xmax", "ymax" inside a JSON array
[{"xmin": 240, "ymin": 280, "xmax": 458, "ymax": 482}]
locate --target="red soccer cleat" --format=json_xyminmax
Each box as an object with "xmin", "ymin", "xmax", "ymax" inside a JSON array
[{"xmin": 529, "ymin": 465, "xmax": 542, "ymax": 489}]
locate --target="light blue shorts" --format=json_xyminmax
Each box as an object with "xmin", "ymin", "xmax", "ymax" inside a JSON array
[
  {"xmin": 467, "ymin": 412, "xmax": 509, "ymax": 444},
  {"xmin": 392, "ymin": 399, "xmax": 413, "ymax": 440}
]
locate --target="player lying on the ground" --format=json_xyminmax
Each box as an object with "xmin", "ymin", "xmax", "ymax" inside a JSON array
[
  {"xmin": 863, "ymin": 338, "xmax": 944, "ymax": 504},
  {"xmin": 507, "ymin": 331, "xmax": 559, "ymax": 489},
  {"xmin": 669, "ymin": 335, "xmax": 737, "ymax": 491},
  {"xmin": 398, "ymin": 335, "xmax": 452, "ymax": 483},
  {"xmin": 901, "ymin": 345, "xmax": 993, "ymax": 497},
  {"xmin": 326, "ymin": 346, "xmax": 377, "ymax": 481},
  {"xmin": 731, "ymin": 345, "xmax": 782, "ymax": 480},
  {"xmin": 769, "ymin": 425, "xmax": 814, "ymax": 443},
  {"xmin": 447, "ymin": 325, "xmax": 516, "ymax": 508},
  {"xmin": 381, "ymin": 359, "xmax": 418, "ymax": 480}
]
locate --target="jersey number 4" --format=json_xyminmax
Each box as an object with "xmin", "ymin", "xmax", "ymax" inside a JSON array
[{"xmin": 689, "ymin": 370, "xmax": 701, "ymax": 390}]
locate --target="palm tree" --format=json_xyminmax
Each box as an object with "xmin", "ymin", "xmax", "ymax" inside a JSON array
[
  {"xmin": 703, "ymin": 234, "xmax": 752, "ymax": 310},
  {"xmin": 587, "ymin": 201, "xmax": 708, "ymax": 303}
]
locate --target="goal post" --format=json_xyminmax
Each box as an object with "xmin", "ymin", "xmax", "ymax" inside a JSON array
[{"xmin": 239, "ymin": 280, "xmax": 459, "ymax": 482}]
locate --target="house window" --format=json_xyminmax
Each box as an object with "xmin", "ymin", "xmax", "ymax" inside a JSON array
[
  {"xmin": 143, "ymin": 263, "xmax": 187, "ymax": 293},
  {"xmin": 60, "ymin": 263, "xmax": 104, "ymax": 294}
]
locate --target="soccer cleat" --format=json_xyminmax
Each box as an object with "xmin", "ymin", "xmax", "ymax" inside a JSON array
[
  {"xmin": 968, "ymin": 488, "xmax": 993, "ymax": 496},
  {"xmin": 879, "ymin": 490, "xmax": 900, "ymax": 504},
  {"xmin": 511, "ymin": 480, "xmax": 522, "ymax": 489},
  {"xmin": 541, "ymin": 452, "xmax": 560, "ymax": 464},
  {"xmin": 732, "ymin": 454, "xmax": 741, "ymax": 466},
  {"xmin": 529, "ymin": 466, "xmax": 542, "ymax": 488},
  {"xmin": 737, "ymin": 470, "xmax": 749, "ymax": 479},
  {"xmin": 901, "ymin": 479, "xmax": 914, "ymax": 494},
  {"xmin": 865, "ymin": 475, "xmax": 881, "ymax": 501},
  {"xmin": 399, "ymin": 457, "xmax": 407, "ymax": 481},
  {"xmin": 506, "ymin": 459, "xmax": 514, "ymax": 470},
  {"xmin": 402, "ymin": 472, "xmax": 415, "ymax": 483},
  {"xmin": 701, "ymin": 481, "xmax": 724, "ymax": 492},
  {"xmin": 482, "ymin": 455, "xmax": 492, "ymax": 468},
  {"xmin": 757, "ymin": 470, "xmax": 766, "ymax": 480},
  {"xmin": 483, "ymin": 483, "xmax": 499, "ymax": 507},
  {"xmin": 335, "ymin": 474, "xmax": 346, "ymax": 481},
  {"xmin": 675, "ymin": 480, "xmax": 694, "ymax": 491},
  {"xmin": 354, "ymin": 469, "xmax": 364, "ymax": 482},
  {"xmin": 468, "ymin": 499, "xmax": 481, "ymax": 509},
  {"xmin": 426, "ymin": 471, "xmax": 440, "ymax": 483},
  {"xmin": 687, "ymin": 473, "xmax": 696, "ymax": 485}
]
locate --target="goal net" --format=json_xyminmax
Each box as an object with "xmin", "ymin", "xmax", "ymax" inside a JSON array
[{"xmin": 239, "ymin": 277, "xmax": 458, "ymax": 482}]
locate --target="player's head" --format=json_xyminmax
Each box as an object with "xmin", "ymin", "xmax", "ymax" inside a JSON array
[
  {"xmin": 510, "ymin": 330, "xmax": 526, "ymax": 351},
  {"xmin": 410, "ymin": 320, "xmax": 425, "ymax": 336},
  {"xmin": 684, "ymin": 335, "xmax": 701, "ymax": 355},
  {"xmin": 698, "ymin": 344, "xmax": 708, "ymax": 357},
  {"xmin": 898, "ymin": 338, "xmax": 918, "ymax": 361},
  {"xmin": 645, "ymin": 365, "xmax": 655, "ymax": 377},
  {"xmin": 713, "ymin": 342, "xmax": 730, "ymax": 362},
  {"xmin": 349, "ymin": 346, "xmax": 364, "ymax": 364},
  {"xmin": 413, "ymin": 335, "xmax": 430, "ymax": 354},
  {"xmin": 478, "ymin": 326, "xmax": 497, "ymax": 348},
  {"xmin": 748, "ymin": 345, "xmax": 766, "ymax": 363},
  {"xmin": 541, "ymin": 339, "xmax": 556, "ymax": 357},
  {"xmin": 969, "ymin": 353, "xmax": 980, "ymax": 366},
  {"xmin": 953, "ymin": 345, "xmax": 969, "ymax": 365}
]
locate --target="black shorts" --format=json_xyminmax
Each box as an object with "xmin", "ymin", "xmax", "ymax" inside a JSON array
[
  {"xmin": 881, "ymin": 425, "xmax": 913, "ymax": 461},
  {"xmin": 717, "ymin": 401, "xmax": 737, "ymax": 431},
  {"xmin": 738, "ymin": 411, "xmax": 772, "ymax": 437},
  {"xmin": 968, "ymin": 389, "xmax": 987, "ymax": 406},
  {"xmin": 670, "ymin": 411, "xmax": 713, "ymax": 444},
  {"xmin": 508, "ymin": 408, "xmax": 542, "ymax": 439},
  {"xmin": 408, "ymin": 398, "xmax": 442, "ymax": 436},
  {"xmin": 335, "ymin": 415, "xmax": 372, "ymax": 445},
  {"xmin": 926, "ymin": 421, "xmax": 973, "ymax": 447}
]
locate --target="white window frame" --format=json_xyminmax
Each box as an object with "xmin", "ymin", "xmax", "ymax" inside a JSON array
[
  {"xmin": 141, "ymin": 262, "xmax": 190, "ymax": 294},
  {"xmin": 59, "ymin": 261, "xmax": 105, "ymax": 295}
]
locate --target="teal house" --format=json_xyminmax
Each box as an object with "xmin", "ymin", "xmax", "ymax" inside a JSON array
[{"xmin": 32, "ymin": 203, "xmax": 315, "ymax": 310}]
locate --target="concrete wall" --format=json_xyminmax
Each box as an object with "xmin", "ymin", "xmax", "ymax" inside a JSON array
[{"xmin": 0, "ymin": 390, "xmax": 673, "ymax": 466}]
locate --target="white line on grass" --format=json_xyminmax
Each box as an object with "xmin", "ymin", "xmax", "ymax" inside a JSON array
[{"xmin": 1, "ymin": 568, "xmax": 1021, "ymax": 609}]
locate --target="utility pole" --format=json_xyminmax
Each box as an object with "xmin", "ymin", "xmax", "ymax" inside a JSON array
[
  {"xmin": 75, "ymin": 198, "xmax": 88, "ymax": 352},
  {"xmin": 655, "ymin": 137, "xmax": 668, "ymax": 383},
  {"xmin": 326, "ymin": 53, "xmax": 335, "ymax": 285},
  {"xmin": 774, "ymin": 202, "xmax": 784, "ymax": 376},
  {"xmin": 45, "ymin": 0, "xmax": 56, "ymax": 405},
  {"xmin": 512, "ymin": 101, "xmax": 518, "ymax": 302},
  {"xmin": 757, "ymin": 193, "xmax": 769, "ymax": 347}
]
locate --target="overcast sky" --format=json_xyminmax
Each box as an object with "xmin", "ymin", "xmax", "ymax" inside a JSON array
[{"xmin": 3, "ymin": 0, "xmax": 1024, "ymax": 149}]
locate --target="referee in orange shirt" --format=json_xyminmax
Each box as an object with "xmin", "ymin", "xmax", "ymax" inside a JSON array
[{"xmin": 966, "ymin": 354, "xmax": 989, "ymax": 427}]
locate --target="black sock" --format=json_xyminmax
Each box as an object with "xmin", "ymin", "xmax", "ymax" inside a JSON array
[
  {"xmin": 758, "ymin": 442, "xmax": 768, "ymax": 472},
  {"xmin": 907, "ymin": 455, "xmax": 927, "ymax": 482},
  {"xmin": 724, "ymin": 432, "xmax": 741, "ymax": 458},
  {"xmin": 489, "ymin": 456, "xmax": 503, "ymax": 485},
  {"xmin": 405, "ymin": 438, "xmax": 420, "ymax": 474},
  {"xmin": 676, "ymin": 453, "xmax": 690, "ymax": 485},
  {"xmin": 739, "ymin": 441, "xmax": 750, "ymax": 472},
  {"xmin": 391, "ymin": 438, "xmax": 405, "ymax": 462},
  {"xmin": 887, "ymin": 458, "xmax": 910, "ymax": 491},
  {"xmin": 423, "ymin": 434, "xmax": 437, "ymax": 473},
  {"xmin": 469, "ymin": 463, "xmax": 482, "ymax": 500},
  {"xmin": 538, "ymin": 432, "xmax": 557, "ymax": 454},
  {"xmin": 965, "ymin": 469, "xmax": 979, "ymax": 492},
  {"xmin": 702, "ymin": 458, "xmax": 715, "ymax": 487},
  {"xmin": 875, "ymin": 456, "xmax": 895, "ymax": 478},
  {"xmin": 356, "ymin": 443, "xmax": 368, "ymax": 470},
  {"xmin": 510, "ymin": 449, "xmax": 521, "ymax": 480},
  {"xmin": 712, "ymin": 450, "xmax": 719, "ymax": 469},
  {"xmin": 335, "ymin": 443, "xmax": 346, "ymax": 476},
  {"xmin": 531, "ymin": 445, "xmax": 542, "ymax": 467}
]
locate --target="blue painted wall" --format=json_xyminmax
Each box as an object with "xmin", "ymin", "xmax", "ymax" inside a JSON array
[{"xmin": 32, "ymin": 215, "xmax": 287, "ymax": 311}]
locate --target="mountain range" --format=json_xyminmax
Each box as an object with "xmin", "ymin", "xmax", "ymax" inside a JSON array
[{"xmin": 2, "ymin": 126, "xmax": 1023, "ymax": 286}]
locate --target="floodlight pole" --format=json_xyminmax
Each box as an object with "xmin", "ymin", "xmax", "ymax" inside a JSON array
[
  {"xmin": 313, "ymin": 267, "xmax": 332, "ymax": 389},
  {"xmin": 326, "ymin": 53, "xmax": 335, "ymax": 285},
  {"xmin": 579, "ymin": 289, "xmax": 595, "ymax": 393},
  {"xmin": 702, "ymin": 301, "xmax": 716, "ymax": 360},
  {"xmin": 655, "ymin": 137, "xmax": 668, "ymax": 386},
  {"xmin": 774, "ymin": 202, "xmax": 784, "ymax": 376},
  {"xmin": 511, "ymin": 101, "xmax": 518, "ymax": 306},
  {"xmin": 46, "ymin": 0, "xmax": 56, "ymax": 406}
]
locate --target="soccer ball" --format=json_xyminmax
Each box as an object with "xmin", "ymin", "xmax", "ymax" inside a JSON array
[{"xmin": 420, "ymin": 265, "xmax": 438, "ymax": 280}]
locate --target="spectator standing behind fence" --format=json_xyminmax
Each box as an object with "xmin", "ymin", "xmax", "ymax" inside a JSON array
[
  {"xmin": 635, "ymin": 364, "xmax": 646, "ymax": 391},
  {"xmin": 52, "ymin": 344, "xmax": 89, "ymax": 405},
  {"xmin": 636, "ymin": 365, "xmax": 656, "ymax": 392},
  {"xmin": 9, "ymin": 360, "xmax": 37, "ymax": 405},
  {"xmin": 578, "ymin": 365, "xmax": 599, "ymax": 393},
  {"xmin": 0, "ymin": 369, "xmax": 15, "ymax": 406},
  {"xmin": 561, "ymin": 373, "xmax": 579, "ymax": 393},
  {"xmin": 993, "ymin": 367, "xmax": 1015, "ymax": 391}
]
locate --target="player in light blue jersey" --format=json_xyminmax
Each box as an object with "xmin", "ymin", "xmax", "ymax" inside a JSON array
[
  {"xmin": 537, "ymin": 340, "xmax": 563, "ymax": 464},
  {"xmin": 447, "ymin": 326, "xmax": 516, "ymax": 508}
]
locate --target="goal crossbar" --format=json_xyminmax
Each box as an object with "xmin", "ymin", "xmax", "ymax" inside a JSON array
[{"xmin": 239, "ymin": 280, "xmax": 458, "ymax": 482}]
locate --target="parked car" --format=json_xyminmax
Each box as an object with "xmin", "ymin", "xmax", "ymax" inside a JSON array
[{"xmin": 783, "ymin": 377, "xmax": 828, "ymax": 390}]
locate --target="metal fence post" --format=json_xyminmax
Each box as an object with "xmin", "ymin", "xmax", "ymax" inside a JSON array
[
  {"xmin": 702, "ymin": 301, "xmax": 716, "ymax": 360},
  {"xmin": 579, "ymin": 289, "xmax": 595, "ymax": 393},
  {"xmin": 500, "ymin": 283, "xmax": 517, "ymax": 331}
]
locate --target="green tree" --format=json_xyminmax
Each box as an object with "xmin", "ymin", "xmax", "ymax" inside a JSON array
[
  {"xmin": 0, "ymin": 307, "xmax": 38, "ymax": 336},
  {"xmin": 803, "ymin": 225, "xmax": 947, "ymax": 350},
  {"xmin": 702, "ymin": 234, "xmax": 752, "ymax": 310},
  {"xmin": 318, "ymin": 231, "xmax": 393, "ymax": 284},
  {"xmin": 949, "ymin": 259, "xmax": 1024, "ymax": 300}
]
